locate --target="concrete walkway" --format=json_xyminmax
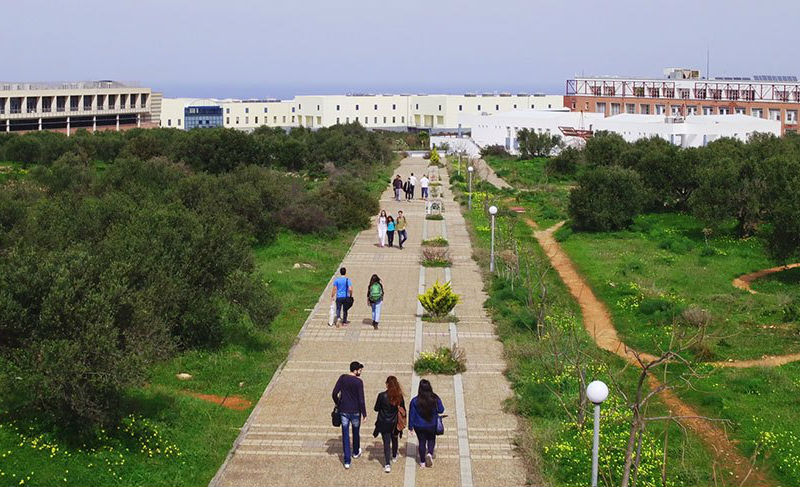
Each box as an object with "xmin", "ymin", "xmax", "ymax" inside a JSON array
[
  {"xmin": 210, "ymin": 157, "xmax": 527, "ymax": 487},
  {"xmin": 471, "ymin": 158, "xmax": 512, "ymax": 190}
]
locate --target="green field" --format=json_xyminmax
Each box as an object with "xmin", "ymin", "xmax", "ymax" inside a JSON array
[
  {"xmin": 481, "ymin": 154, "xmax": 800, "ymax": 485},
  {"xmin": 0, "ymin": 230, "xmax": 355, "ymax": 486}
]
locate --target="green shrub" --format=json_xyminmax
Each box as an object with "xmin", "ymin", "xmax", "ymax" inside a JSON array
[
  {"xmin": 426, "ymin": 214, "xmax": 444, "ymax": 220},
  {"xmin": 658, "ymin": 235, "xmax": 694, "ymax": 254},
  {"xmin": 421, "ymin": 237, "xmax": 449, "ymax": 247},
  {"xmin": 418, "ymin": 280, "xmax": 460, "ymax": 318},
  {"xmin": 639, "ymin": 297, "xmax": 677, "ymax": 316},
  {"xmin": 568, "ymin": 166, "xmax": 646, "ymax": 231},
  {"xmin": 546, "ymin": 146, "xmax": 582, "ymax": 174},
  {"xmin": 413, "ymin": 346, "xmax": 466, "ymax": 375},
  {"xmin": 421, "ymin": 247, "xmax": 452, "ymax": 267},
  {"xmin": 480, "ymin": 145, "xmax": 510, "ymax": 157}
]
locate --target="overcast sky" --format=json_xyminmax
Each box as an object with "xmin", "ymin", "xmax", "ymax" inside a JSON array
[{"xmin": 3, "ymin": 0, "xmax": 798, "ymax": 99}]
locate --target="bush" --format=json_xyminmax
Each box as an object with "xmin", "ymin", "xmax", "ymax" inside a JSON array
[
  {"xmin": 414, "ymin": 346, "xmax": 466, "ymax": 375},
  {"xmin": 421, "ymin": 237, "xmax": 449, "ymax": 247},
  {"xmin": 418, "ymin": 280, "xmax": 460, "ymax": 318},
  {"xmin": 429, "ymin": 147, "xmax": 441, "ymax": 166},
  {"xmin": 421, "ymin": 247, "xmax": 452, "ymax": 267},
  {"xmin": 480, "ymin": 145, "xmax": 509, "ymax": 157},
  {"xmin": 426, "ymin": 214, "xmax": 443, "ymax": 220},
  {"xmin": 568, "ymin": 166, "xmax": 646, "ymax": 231},
  {"xmin": 681, "ymin": 306, "xmax": 713, "ymax": 327},
  {"xmin": 546, "ymin": 146, "xmax": 582, "ymax": 175},
  {"xmin": 313, "ymin": 173, "xmax": 377, "ymax": 230}
]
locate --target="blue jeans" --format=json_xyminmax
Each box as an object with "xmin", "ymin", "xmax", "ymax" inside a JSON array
[
  {"xmin": 371, "ymin": 300, "xmax": 382, "ymax": 323},
  {"xmin": 341, "ymin": 412, "xmax": 361, "ymax": 464}
]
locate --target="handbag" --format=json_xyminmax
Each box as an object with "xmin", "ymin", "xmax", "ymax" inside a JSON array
[
  {"xmin": 435, "ymin": 414, "xmax": 445, "ymax": 436},
  {"xmin": 331, "ymin": 406, "xmax": 341, "ymax": 427},
  {"xmin": 396, "ymin": 405, "xmax": 407, "ymax": 432}
]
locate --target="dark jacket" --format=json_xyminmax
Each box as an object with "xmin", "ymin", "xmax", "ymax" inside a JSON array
[
  {"xmin": 373, "ymin": 391, "xmax": 405, "ymax": 436},
  {"xmin": 409, "ymin": 395, "xmax": 444, "ymax": 431},
  {"xmin": 393, "ymin": 177, "xmax": 403, "ymax": 189},
  {"xmin": 332, "ymin": 374, "xmax": 366, "ymax": 416}
]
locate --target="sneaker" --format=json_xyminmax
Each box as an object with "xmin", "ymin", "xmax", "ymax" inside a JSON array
[
  {"xmin": 419, "ymin": 463, "xmax": 426, "ymax": 469},
  {"xmin": 373, "ymin": 322, "xmax": 378, "ymax": 330},
  {"xmin": 344, "ymin": 463, "xmax": 350, "ymax": 469},
  {"xmin": 352, "ymin": 448, "xmax": 362, "ymax": 459},
  {"xmin": 425, "ymin": 453, "xmax": 433, "ymax": 467},
  {"xmin": 342, "ymin": 320, "xmax": 351, "ymax": 325},
  {"xmin": 384, "ymin": 465, "xmax": 391, "ymax": 473},
  {"xmin": 392, "ymin": 455, "xmax": 398, "ymax": 463}
]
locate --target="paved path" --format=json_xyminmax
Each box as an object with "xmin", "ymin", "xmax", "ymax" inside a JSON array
[
  {"xmin": 471, "ymin": 158, "xmax": 512, "ymax": 190},
  {"xmin": 210, "ymin": 157, "xmax": 527, "ymax": 487}
]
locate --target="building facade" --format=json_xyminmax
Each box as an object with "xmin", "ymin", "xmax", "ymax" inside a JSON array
[
  {"xmin": 564, "ymin": 68, "xmax": 800, "ymax": 134},
  {"xmin": 0, "ymin": 81, "xmax": 155, "ymax": 134},
  {"xmin": 159, "ymin": 93, "xmax": 564, "ymax": 132}
]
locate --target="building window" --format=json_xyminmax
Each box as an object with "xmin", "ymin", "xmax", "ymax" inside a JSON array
[
  {"xmin": 735, "ymin": 107, "xmax": 746, "ymax": 115},
  {"xmin": 336, "ymin": 117, "xmax": 340, "ymax": 124},
  {"xmin": 459, "ymin": 105, "xmax": 462, "ymax": 111},
  {"xmin": 787, "ymin": 110, "xmax": 798, "ymax": 123},
  {"xmin": 751, "ymin": 108, "xmax": 763, "ymax": 118},
  {"xmin": 439, "ymin": 105, "xmax": 442, "ymax": 111},
  {"xmin": 671, "ymin": 105, "xmax": 681, "ymax": 116},
  {"xmin": 273, "ymin": 116, "xmax": 277, "ymax": 123},
  {"xmin": 291, "ymin": 116, "xmax": 295, "ymax": 122},
  {"xmin": 703, "ymin": 106, "xmax": 714, "ymax": 115},
  {"xmin": 292, "ymin": 107, "xmax": 295, "ymax": 113},
  {"xmin": 640, "ymin": 104, "xmax": 650, "ymax": 114},
  {"xmin": 226, "ymin": 108, "xmax": 230, "ymax": 114},
  {"xmin": 178, "ymin": 119, "xmax": 181, "ymax": 126},
  {"xmin": 625, "ymin": 103, "xmax": 635, "ymax": 114},
  {"xmin": 317, "ymin": 105, "xmax": 320, "ymax": 110},
  {"xmin": 374, "ymin": 104, "xmax": 378, "ymax": 110},
  {"xmin": 401, "ymin": 116, "xmax": 405, "ymax": 123},
  {"xmin": 236, "ymin": 117, "xmax": 240, "ymax": 124},
  {"xmin": 495, "ymin": 104, "xmax": 499, "ymax": 110},
  {"xmin": 415, "ymin": 104, "xmax": 419, "ymax": 110},
  {"xmin": 255, "ymin": 116, "xmax": 258, "ymax": 124},
  {"xmin": 477, "ymin": 105, "xmax": 481, "ymax": 111},
  {"xmin": 392, "ymin": 116, "xmax": 395, "ymax": 123},
  {"xmin": 687, "ymin": 106, "xmax": 697, "ymax": 115},
  {"xmin": 655, "ymin": 105, "xmax": 666, "ymax": 114},
  {"xmin": 679, "ymin": 89, "xmax": 690, "ymax": 99},
  {"xmin": 167, "ymin": 119, "xmax": 171, "ymax": 126},
  {"xmin": 718, "ymin": 107, "xmax": 729, "ymax": 115},
  {"xmin": 513, "ymin": 104, "xmax": 517, "ymax": 109},
  {"xmin": 392, "ymin": 104, "xmax": 396, "ymax": 110},
  {"xmin": 298, "ymin": 104, "xmax": 301, "ymax": 109},
  {"xmin": 283, "ymin": 116, "xmax": 286, "ymax": 122},
  {"xmin": 264, "ymin": 107, "xmax": 268, "ymax": 113},
  {"xmin": 245, "ymin": 116, "xmax": 249, "ymax": 123},
  {"xmin": 596, "ymin": 102, "xmax": 606, "ymax": 114},
  {"xmin": 336, "ymin": 104, "xmax": 340, "ymax": 111},
  {"xmin": 531, "ymin": 104, "xmax": 535, "ymax": 109},
  {"xmin": 611, "ymin": 103, "xmax": 620, "ymax": 115},
  {"xmin": 355, "ymin": 104, "xmax": 359, "ymax": 110},
  {"xmin": 374, "ymin": 117, "xmax": 378, "ymax": 123},
  {"xmin": 245, "ymin": 107, "xmax": 249, "ymax": 113},
  {"xmin": 769, "ymin": 109, "xmax": 781, "ymax": 121},
  {"xmin": 548, "ymin": 104, "xmax": 552, "ymax": 108},
  {"xmin": 383, "ymin": 116, "xmax": 386, "ymax": 123},
  {"xmin": 355, "ymin": 117, "xmax": 359, "ymax": 122},
  {"xmin": 226, "ymin": 117, "xmax": 230, "ymax": 124},
  {"xmin": 346, "ymin": 117, "xmax": 349, "ymax": 123}
]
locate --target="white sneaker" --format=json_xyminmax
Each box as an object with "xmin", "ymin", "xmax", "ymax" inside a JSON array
[
  {"xmin": 353, "ymin": 448, "xmax": 362, "ymax": 459},
  {"xmin": 425, "ymin": 453, "xmax": 433, "ymax": 467},
  {"xmin": 392, "ymin": 455, "xmax": 398, "ymax": 463},
  {"xmin": 384, "ymin": 465, "xmax": 391, "ymax": 473},
  {"xmin": 344, "ymin": 463, "xmax": 350, "ymax": 469}
]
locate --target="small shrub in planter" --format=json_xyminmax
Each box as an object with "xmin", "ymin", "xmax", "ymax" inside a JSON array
[
  {"xmin": 421, "ymin": 314, "xmax": 459, "ymax": 323},
  {"xmin": 426, "ymin": 214, "xmax": 444, "ymax": 221},
  {"xmin": 414, "ymin": 346, "xmax": 466, "ymax": 375},
  {"xmin": 421, "ymin": 237, "xmax": 449, "ymax": 247},
  {"xmin": 418, "ymin": 280, "xmax": 460, "ymax": 318},
  {"xmin": 421, "ymin": 247, "xmax": 452, "ymax": 267}
]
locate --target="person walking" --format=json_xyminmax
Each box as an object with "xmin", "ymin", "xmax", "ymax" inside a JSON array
[
  {"xmin": 332, "ymin": 361, "xmax": 367, "ymax": 469},
  {"xmin": 407, "ymin": 173, "xmax": 417, "ymax": 200},
  {"xmin": 373, "ymin": 376, "xmax": 406, "ymax": 473},
  {"xmin": 396, "ymin": 210, "xmax": 408, "ymax": 250},
  {"xmin": 420, "ymin": 174, "xmax": 430, "ymax": 200},
  {"xmin": 392, "ymin": 175, "xmax": 403, "ymax": 201},
  {"xmin": 386, "ymin": 216, "xmax": 396, "ymax": 248},
  {"xmin": 330, "ymin": 267, "xmax": 353, "ymax": 326},
  {"xmin": 367, "ymin": 274, "xmax": 384, "ymax": 329},
  {"xmin": 408, "ymin": 379, "xmax": 444, "ymax": 468},
  {"xmin": 377, "ymin": 210, "xmax": 388, "ymax": 247}
]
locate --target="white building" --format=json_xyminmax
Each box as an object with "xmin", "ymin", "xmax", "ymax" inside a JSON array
[
  {"xmin": 158, "ymin": 93, "xmax": 564, "ymax": 132},
  {"xmin": 464, "ymin": 110, "xmax": 781, "ymax": 154},
  {"xmin": 463, "ymin": 109, "xmax": 605, "ymax": 153}
]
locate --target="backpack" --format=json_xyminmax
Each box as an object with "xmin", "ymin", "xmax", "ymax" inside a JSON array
[
  {"xmin": 369, "ymin": 282, "xmax": 383, "ymax": 303},
  {"xmin": 396, "ymin": 405, "xmax": 407, "ymax": 432}
]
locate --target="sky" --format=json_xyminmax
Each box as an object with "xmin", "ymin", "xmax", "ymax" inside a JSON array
[{"xmin": 3, "ymin": 0, "xmax": 799, "ymax": 100}]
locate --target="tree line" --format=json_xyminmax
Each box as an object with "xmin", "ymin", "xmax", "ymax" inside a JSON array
[
  {"xmin": 563, "ymin": 131, "xmax": 800, "ymax": 261},
  {"xmin": 0, "ymin": 123, "xmax": 392, "ymax": 428}
]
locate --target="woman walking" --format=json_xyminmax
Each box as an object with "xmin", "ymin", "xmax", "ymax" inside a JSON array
[
  {"xmin": 408, "ymin": 379, "xmax": 444, "ymax": 468},
  {"xmin": 386, "ymin": 216, "xmax": 396, "ymax": 248},
  {"xmin": 373, "ymin": 376, "xmax": 405, "ymax": 473},
  {"xmin": 367, "ymin": 274, "xmax": 384, "ymax": 329},
  {"xmin": 377, "ymin": 210, "xmax": 388, "ymax": 247}
]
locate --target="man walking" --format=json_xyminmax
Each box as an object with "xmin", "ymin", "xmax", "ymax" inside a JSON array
[
  {"xmin": 330, "ymin": 267, "xmax": 353, "ymax": 326},
  {"xmin": 407, "ymin": 173, "xmax": 417, "ymax": 201},
  {"xmin": 420, "ymin": 174, "xmax": 430, "ymax": 200},
  {"xmin": 392, "ymin": 175, "xmax": 403, "ymax": 201},
  {"xmin": 332, "ymin": 361, "xmax": 367, "ymax": 469},
  {"xmin": 396, "ymin": 210, "xmax": 408, "ymax": 249}
]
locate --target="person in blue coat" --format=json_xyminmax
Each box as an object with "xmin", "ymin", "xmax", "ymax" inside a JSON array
[{"xmin": 408, "ymin": 379, "xmax": 444, "ymax": 468}]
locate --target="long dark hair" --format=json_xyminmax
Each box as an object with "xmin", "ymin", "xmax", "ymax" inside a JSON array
[
  {"xmin": 386, "ymin": 376, "xmax": 403, "ymax": 407},
  {"xmin": 387, "ymin": 216, "xmax": 394, "ymax": 223},
  {"xmin": 416, "ymin": 379, "xmax": 438, "ymax": 420},
  {"xmin": 369, "ymin": 274, "xmax": 381, "ymax": 287}
]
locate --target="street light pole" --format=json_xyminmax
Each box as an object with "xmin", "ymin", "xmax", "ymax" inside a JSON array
[
  {"xmin": 489, "ymin": 205, "xmax": 497, "ymax": 272},
  {"xmin": 468, "ymin": 165, "xmax": 474, "ymax": 210},
  {"xmin": 586, "ymin": 380, "xmax": 609, "ymax": 487}
]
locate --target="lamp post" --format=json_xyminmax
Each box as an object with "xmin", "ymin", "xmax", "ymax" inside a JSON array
[
  {"xmin": 587, "ymin": 380, "xmax": 609, "ymax": 487},
  {"xmin": 468, "ymin": 165, "xmax": 474, "ymax": 210},
  {"xmin": 489, "ymin": 205, "xmax": 497, "ymax": 272}
]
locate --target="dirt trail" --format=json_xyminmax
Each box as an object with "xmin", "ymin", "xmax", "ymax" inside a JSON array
[
  {"xmin": 183, "ymin": 391, "xmax": 252, "ymax": 410},
  {"xmin": 531, "ymin": 220, "xmax": 772, "ymax": 487},
  {"xmin": 733, "ymin": 263, "xmax": 800, "ymax": 294}
]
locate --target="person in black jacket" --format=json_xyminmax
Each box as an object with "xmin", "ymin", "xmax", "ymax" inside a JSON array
[
  {"xmin": 332, "ymin": 361, "xmax": 367, "ymax": 469},
  {"xmin": 372, "ymin": 375, "xmax": 405, "ymax": 473}
]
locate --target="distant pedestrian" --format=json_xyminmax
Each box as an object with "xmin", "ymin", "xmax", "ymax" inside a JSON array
[
  {"xmin": 330, "ymin": 267, "xmax": 353, "ymax": 326},
  {"xmin": 402, "ymin": 178, "xmax": 410, "ymax": 200},
  {"xmin": 407, "ymin": 173, "xmax": 417, "ymax": 200},
  {"xmin": 420, "ymin": 174, "xmax": 430, "ymax": 200},
  {"xmin": 393, "ymin": 175, "xmax": 403, "ymax": 201},
  {"xmin": 332, "ymin": 361, "xmax": 367, "ymax": 469},
  {"xmin": 396, "ymin": 211, "xmax": 408, "ymax": 249},
  {"xmin": 367, "ymin": 274, "xmax": 384, "ymax": 329},
  {"xmin": 373, "ymin": 376, "xmax": 406, "ymax": 473},
  {"xmin": 409, "ymin": 379, "xmax": 444, "ymax": 469},
  {"xmin": 377, "ymin": 210, "xmax": 388, "ymax": 247},
  {"xmin": 386, "ymin": 216, "xmax": 396, "ymax": 247}
]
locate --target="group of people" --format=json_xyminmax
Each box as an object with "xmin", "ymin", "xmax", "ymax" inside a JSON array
[
  {"xmin": 332, "ymin": 362, "xmax": 446, "ymax": 472},
  {"xmin": 376, "ymin": 209, "xmax": 407, "ymax": 248},
  {"xmin": 392, "ymin": 173, "xmax": 430, "ymax": 201},
  {"xmin": 330, "ymin": 267, "xmax": 385, "ymax": 329}
]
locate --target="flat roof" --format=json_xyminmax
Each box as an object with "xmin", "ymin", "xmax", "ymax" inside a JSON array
[{"xmin": 0, "ymin": 80, "xmax": 142, "ymax": 91}]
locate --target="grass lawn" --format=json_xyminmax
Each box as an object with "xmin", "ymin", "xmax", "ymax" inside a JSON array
[
  {"xmin": 0, "ymin": 230, "xmax": 356, "ymax": 486},
  {"xmin": 448, "ymin": 157, "xmax": 715, "ymax": 486}
]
